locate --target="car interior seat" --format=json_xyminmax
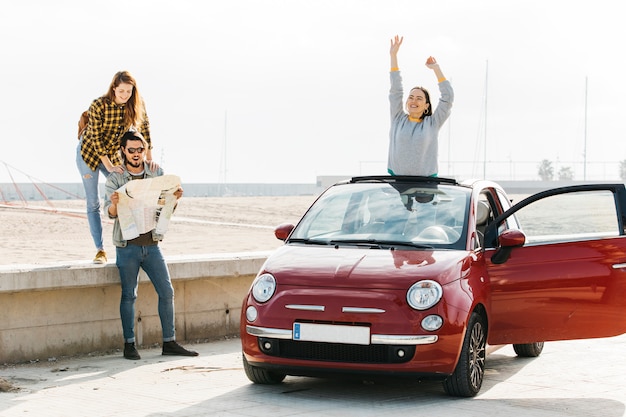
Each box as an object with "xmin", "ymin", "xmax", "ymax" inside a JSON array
[{"xmin": 476, "ymin": 200, "xmax": 491, "ymax": 247}]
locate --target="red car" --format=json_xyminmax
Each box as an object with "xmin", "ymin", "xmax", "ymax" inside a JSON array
[{"xmin": 240, "ymin": 176, "xmax": 626, "ymax": 396}]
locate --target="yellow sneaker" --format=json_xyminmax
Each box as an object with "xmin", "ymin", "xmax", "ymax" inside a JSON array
[{"xmin": 93, "ymin": 250, "xmax": 107, "ymax": 264}]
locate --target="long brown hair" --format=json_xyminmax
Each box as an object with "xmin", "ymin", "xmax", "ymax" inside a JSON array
[{"xmin": 103, "ymin": 71, "xmax": 144, "ymax": 130}]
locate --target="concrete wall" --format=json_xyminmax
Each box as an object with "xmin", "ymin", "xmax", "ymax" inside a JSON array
[{"xmin": 0, "ymin": 253, "xmax": 270, "ymax": 363}]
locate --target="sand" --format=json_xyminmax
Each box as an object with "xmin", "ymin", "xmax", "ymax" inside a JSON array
[{"xmin": 0, "ymin": 196, "xmax": 318, "ymax": 266}]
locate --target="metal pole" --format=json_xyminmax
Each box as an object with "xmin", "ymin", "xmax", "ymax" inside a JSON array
[
  {"xmin": 483, "ymin": 60, "xmax": 488, "ymax": 179},
  {"xmin": 448, "ymin": 112, "xmax": 452, "ymax": 174},
  {"xmin": 583, "ymin": 77, "xmax": 588, "ymax": 181}
]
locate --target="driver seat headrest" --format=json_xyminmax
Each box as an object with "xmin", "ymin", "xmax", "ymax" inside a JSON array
[{"xmin": 476, "ymin": 201, "xmax": 491, "ymax": 226}]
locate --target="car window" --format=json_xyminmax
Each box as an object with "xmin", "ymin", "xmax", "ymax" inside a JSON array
[
  {"xmin": 295, "ymin": 189, "xmax": 352, "ymax": 238},
  {"xmin": 476, "ymin": 189, "xmax": 510, "ymax": 249},
  {"xmin": 514, "ymin": 190, "xmax": 619, "ymax": 244},
  {"xmin": 290, "ymin": 183, "xmax": 470, "ymax": 249},
  {"xmin": 496, "ymin": 190, "xmax": 520, "ymax": 230}
]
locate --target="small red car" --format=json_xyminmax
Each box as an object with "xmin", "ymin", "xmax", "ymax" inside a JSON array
[{"xmin": 240, "ymin": 176, "xmax": 626, "ymax": 396}]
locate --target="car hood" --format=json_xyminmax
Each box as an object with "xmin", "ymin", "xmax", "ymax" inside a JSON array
[{"xmin": 261, "ymin": 245, "xmax": 471, "ymax": 289}]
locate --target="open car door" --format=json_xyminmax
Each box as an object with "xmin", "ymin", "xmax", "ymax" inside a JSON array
[{"xmin": 483, "ymin": 184, "xmax": 626, "ymax": 346}]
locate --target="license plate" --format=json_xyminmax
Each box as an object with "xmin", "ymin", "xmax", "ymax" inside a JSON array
[{"xmin": 293, "ymin": 323, "xmax": 370, "ymax": 345}]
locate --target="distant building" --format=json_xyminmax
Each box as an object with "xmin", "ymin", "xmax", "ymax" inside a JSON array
[{"xmin": 316, "ymin": 175, "xmax": 352, "ymax": 191}]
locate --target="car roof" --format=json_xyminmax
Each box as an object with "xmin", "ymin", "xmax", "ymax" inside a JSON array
[
  {"xmin": 345, "ymin": 175, "xmax": 504, "ymax": 192},
  {"xmin": 347, "ymin": 175, "xmax": 459, "ymax": 186}
]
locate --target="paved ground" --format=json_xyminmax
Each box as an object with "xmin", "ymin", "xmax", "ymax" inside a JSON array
[{"xmin": 1, "ymin": 334, "xmax": 625, "ymax": 417}]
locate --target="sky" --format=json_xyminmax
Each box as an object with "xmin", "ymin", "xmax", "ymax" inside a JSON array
[{"xmin": 1, "ymin": 0, "xmax": 625, "ymax": 185}]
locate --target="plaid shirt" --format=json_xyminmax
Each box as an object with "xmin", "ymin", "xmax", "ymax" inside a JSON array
[{"xmin": 80, "ymin": 97, "xmax": 151, "ymax": 171}]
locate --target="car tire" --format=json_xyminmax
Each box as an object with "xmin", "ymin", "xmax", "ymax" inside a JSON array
[
  {"xmin": 242, "ymin": 355, "xmax": 286, "ymax": 384},
  {"xmin": 442, "ymin": 312, "xmax": 486, "ymax": 397},
  {"xmin": 513, "ymin": 342, "xmax": 544, "ymax": 357}
]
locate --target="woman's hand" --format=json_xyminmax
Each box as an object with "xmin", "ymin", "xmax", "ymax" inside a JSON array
[
  {"xmin": 146, "ymin": 160, "xmax": 160, "ymax": 171},
  {"xmin": 425, "ymin": 56, "xmax": 439, "ymax": 69},
  {"xmin": 145, "ymin": 149, "xmax": 160, "ymax": 172},
  {"xmin": 106, "ymin": 164, "xmax": 124, "ymax": 174},
  {"xmin": 390, "ymin": 35, "xmax": 403, "ymax": 56},
  {"xmin": 102, "ymin": 155, "xmax": 123, "ymax": 174},
  {"xmin": 390, "ymin": 35, "xmax": 403, "ymax": 69},
  {"xmin": 426, "ymin": 56, "xmax": 446, "ymax": 81}
]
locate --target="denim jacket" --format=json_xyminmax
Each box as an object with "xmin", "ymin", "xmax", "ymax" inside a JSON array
[{"xmin": 104, "ymin": 163, "xmax": 166, "ymax": 248}]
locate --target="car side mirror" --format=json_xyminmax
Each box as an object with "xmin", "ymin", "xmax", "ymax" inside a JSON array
[
  {"xmin": 491, "ymin": 229, "xmax": 526, "ymax": 264},
  {"xmin": 274, "ymin": 223, "xmax": 295, "ymax": 241},
  {"xmin": 499, "ymin": 229, "xmax": 526, "ymax": 247}
]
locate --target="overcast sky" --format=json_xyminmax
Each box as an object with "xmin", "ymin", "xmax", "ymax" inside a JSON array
[{"xmin": 1, "ymin": 0, "xmax": 624, "ymax": 185}]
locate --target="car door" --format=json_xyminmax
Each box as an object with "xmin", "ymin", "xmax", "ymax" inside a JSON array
[{"xmin": 483, "ymin": 184, "xmax": 626, "ymax": 345}]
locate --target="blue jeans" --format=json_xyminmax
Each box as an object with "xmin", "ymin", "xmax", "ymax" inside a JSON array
[
  {"xmin": 116, "ymin": 244, "xmax": 176, "ymax": 343},
  {"xmin": 76, "ymin": 140, "xmax": 110, "ymax": 251}
]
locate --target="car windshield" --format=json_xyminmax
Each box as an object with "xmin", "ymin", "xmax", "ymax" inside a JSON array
[{"xmin": 289, "ymin": 182, "xmax": 470, "ymax": 250}]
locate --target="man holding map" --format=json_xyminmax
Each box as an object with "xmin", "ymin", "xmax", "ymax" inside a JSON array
[{"xmin": 104, "ymin": 131, "xmax": 198, "ymax": 360}]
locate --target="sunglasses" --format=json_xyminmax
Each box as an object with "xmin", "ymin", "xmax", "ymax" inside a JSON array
[{"xmin": 126, "ymin": 147, "xmax": 145, "ymax": 154}]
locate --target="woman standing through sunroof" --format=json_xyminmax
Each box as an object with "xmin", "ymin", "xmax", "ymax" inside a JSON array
[{"xmin": 388, "ymin": 35, "xmax": 454, "ymax": 177}]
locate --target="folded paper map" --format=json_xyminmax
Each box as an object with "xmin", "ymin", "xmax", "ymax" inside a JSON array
[{"xmin": 116, "ymin": 175, "xmax": 181, "ymax": 240}]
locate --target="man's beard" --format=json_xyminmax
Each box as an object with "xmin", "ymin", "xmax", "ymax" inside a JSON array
[{"xmin": 127, "ymin": 160, "xmax": 142, "ymax": 168}]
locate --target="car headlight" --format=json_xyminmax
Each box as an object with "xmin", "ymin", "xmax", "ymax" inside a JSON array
[
  {"xmin": 251, "ymin": 273, "xmax": 276, "ymax": 303},
  {"xmin": 407, "ymin": 280, "xmax": 443, "ymax": 310}
]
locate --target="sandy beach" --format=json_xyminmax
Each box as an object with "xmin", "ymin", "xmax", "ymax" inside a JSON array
[{"xmin": 0, "ymin": 195, "xmax": 318, "ymax": 266}]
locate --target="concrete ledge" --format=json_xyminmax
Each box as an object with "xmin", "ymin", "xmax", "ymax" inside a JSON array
[{"xmin": 0, "ymin": 252, "xmax": 270, "ymax": 363}]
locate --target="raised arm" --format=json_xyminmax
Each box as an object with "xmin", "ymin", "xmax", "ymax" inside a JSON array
[{"xmin": 390, "ymin": 35, "xmax": 403, "ymax": 70}]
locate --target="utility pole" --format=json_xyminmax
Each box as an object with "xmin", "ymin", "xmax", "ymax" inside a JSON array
[
  {"xmin": 583, "ymin": 77, "xmax": 588, "ymax": 181},
  {"xmin": 483, "ymin": 60, "xmax": 488, "ymax": 179}
]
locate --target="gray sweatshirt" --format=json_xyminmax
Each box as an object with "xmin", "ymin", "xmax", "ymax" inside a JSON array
[{"xmin": 388, "ymin": 70, "xmax": 454, "ymax": 176}]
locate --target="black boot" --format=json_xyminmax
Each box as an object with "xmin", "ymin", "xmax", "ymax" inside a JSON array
[
  {"xmin": 162, "ymin": 341, "xmax": 199, "ymax": 356},
  {"xmin": 124, "ymin": 342, "xmax": 141, "ymax": 360}
]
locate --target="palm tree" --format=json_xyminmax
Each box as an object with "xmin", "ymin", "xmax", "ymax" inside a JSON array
[
  {"xmin": 558, "ymin": 166, "xmax": 574, "ymax": 181},
  {"xmin": 619, "ymin": 160, "xmax": 626, "ymax": 181},
  {"xmin": 538, "ymin": 159, "xmax": 554, "ymax": 181}
]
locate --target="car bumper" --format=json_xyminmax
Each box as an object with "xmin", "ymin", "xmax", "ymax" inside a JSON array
[{"xmin": 246, "ymin": 325, "xmax": 439, "ymax": 345}]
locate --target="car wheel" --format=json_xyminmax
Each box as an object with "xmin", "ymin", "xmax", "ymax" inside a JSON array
[
  {"xmin": 442, "ymin": 312, "xmax": 486, "ymax": 397},
  {"xmin": 513, "ymin": 342, "xmax": 544, "ymax": 357},
  {"xmin": 242, "ymin": 355, "xmax": 286, "ymax": 384}
]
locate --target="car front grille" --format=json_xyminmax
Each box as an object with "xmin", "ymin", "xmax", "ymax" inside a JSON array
[{"xmin": 258, "ymin": 337, "xmax": 415, "ymax": 364}]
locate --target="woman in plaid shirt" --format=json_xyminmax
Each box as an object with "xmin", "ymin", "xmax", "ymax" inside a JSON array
[{"xmin": 75, "ymin": 71, "xmax": 156, "ymax": 264}]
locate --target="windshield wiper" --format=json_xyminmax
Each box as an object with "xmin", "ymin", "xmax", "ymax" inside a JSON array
[
  {"xmin": 287, "ymin": 238, "xmax": 331, "ymax": 246},
  {"xmin": 379, "ymin": 240, "xmax": 434, "ymax": 249},
  {"xmin": 329, "ymin": 239, "xmax": 433, "ymax": 250},
  {"xmin": 329, "ymin": 239, "xmax": 382, "ymax": 248}
]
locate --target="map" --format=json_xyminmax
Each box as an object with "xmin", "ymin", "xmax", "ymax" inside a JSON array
[{"xmin": 116, "ymin": 175, "xmax": 181, "ymax": 240}]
